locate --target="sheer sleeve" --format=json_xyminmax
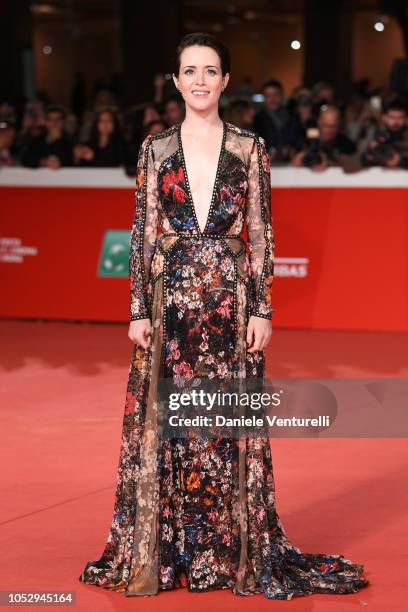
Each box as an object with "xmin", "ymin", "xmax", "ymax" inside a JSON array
[
  {"xmin": 245, "ymin": 134, "xmax": 275, "ymax": 319},
  {"xmin": 129, "ymin": 134, "xmax": 159, "ymax": 321}
]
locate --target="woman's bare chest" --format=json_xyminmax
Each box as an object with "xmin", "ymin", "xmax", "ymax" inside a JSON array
[{"xmin": 179, "ymin": 126, "xmax": 225, "ymax": 232}]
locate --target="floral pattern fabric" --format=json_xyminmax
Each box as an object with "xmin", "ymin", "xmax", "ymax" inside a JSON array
[{"xmin": 79, "ymin": 121, "xmax": 370, "ymax": 599}]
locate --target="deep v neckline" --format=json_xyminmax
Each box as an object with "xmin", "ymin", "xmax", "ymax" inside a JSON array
[{"xmin": 177, "ymin": 121, "xmax": 227, "ymax": 234}]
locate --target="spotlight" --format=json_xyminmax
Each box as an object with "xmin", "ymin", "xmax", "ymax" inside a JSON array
[
  {"xmin": 374, "ymin": 21, "xmax": 385, "ymax": 32},
  {"xmin": 291, "ymin": 40, "xmax": 301, "ymax": 50}
]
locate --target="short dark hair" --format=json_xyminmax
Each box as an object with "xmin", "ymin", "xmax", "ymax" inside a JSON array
[
  {"xmin": 141, "ymin": 119, "xmax": 169, "ymax": 139},
  {"xmin": 383, "ymin": 98, "xmax": 407, "ymax": 114},
  {"xmin": 225, "ymin": 97, "xmax": 254, "ymax": 126},
  {"xmin": 46, "ymin": 104, "xmax": 67, "ymax": 119},
  {"xmin": 163, "ymin": 93, "xmax": 184, "ymax": 107},
  {"xmin": 172, "ymin": 32, "xmax": 231, "ymax": 77},
  {"xmin": 262, "ymin": 79, "xmax": 283, "ymax": 92}
]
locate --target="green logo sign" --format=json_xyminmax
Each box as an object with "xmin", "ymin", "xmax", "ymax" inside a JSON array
[{"xmin": 98, "ymin": 230, "xmax": 130, "ymax": 277}]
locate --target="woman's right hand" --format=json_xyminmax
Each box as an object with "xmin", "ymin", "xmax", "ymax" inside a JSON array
[
  {"xmin": 82, "ymin": 146, "xmax": 94, "ymax": 161},
  {"xmin": 73, "ymin": 144, "xmax": 94, "ymax": 163},
  {"xmin": 128, "ymin": 318, "xmax": 152, "ymax": 348}
]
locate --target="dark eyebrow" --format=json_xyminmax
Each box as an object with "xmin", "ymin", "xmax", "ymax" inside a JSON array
[{"xmin": 183, "ymin": 65, "xmax": 219, "ymax": 69}]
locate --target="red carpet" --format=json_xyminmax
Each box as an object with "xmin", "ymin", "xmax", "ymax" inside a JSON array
[{"xmin": 1, "ymin": 320, "xmax": 407, "ymax": 610}]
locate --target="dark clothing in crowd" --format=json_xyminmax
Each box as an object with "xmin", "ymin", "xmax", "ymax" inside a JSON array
[
  {"xmin": 360, "ymin": 125, "xmax": 408, "ymax": 169},
  {"xmin": 319, "ymin": 132, "xmax": 357, "ymax": 161},
  {"xmin": 79, "ymin": 138, "xmax": 127, "ymax": 167},
  {"xmin": 20, "ymin": 129, "xmax": 74, "ymax": 167},
  {"xmin": 253, "ymin": 105, "xmax": 303, "ymax": 158},
  {"xmin": 321, "ymin": 134, "xmax": 356, "ymax": 160},
  {"xmin": 295, "ymin": 132, "xmax": 356, "ymax": 163}
]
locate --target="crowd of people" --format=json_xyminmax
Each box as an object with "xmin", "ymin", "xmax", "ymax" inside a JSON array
[{"xmin": 1, "ymin": 73, "xmax": 407, "ymax": 173}]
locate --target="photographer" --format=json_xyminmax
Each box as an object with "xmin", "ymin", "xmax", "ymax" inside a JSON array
[
  {"xmin": 20, "ymin": 104, "xmax": 74, "ymax": 169},
  {"xmin": 291, "ymin": 105, "xmax": 356, "ymax": 171},
  {"xmin": 253, "ymin": 79, "xmax": 303, "ymax": 163},
  {"xmin": 360, "ymin": 98, "xmax": 408, "ymax": 169}
]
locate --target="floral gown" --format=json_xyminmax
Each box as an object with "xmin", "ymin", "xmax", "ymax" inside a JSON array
[{"xmin": 79, "ymin": 121, "xmax": 370, "ymax": 599}]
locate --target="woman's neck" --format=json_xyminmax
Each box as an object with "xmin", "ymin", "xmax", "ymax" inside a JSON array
[
  {"xmin": 99, "ymin": 134, "xmax": 110, "ymax": 147},
  {"xmin": 181, "ymin": 111, "xmax": 223, "ymax": 135}
]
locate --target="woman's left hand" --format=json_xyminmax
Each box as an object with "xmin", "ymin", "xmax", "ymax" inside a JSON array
[{"xmin": 246, "ymin": 316, "xmax": 272, "ymax": 352}]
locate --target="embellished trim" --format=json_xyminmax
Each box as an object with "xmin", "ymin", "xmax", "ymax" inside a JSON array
[
  {"xmin": 224, "ymin": 148, "xmax": 247, "ymax": 171},
  {"xmin": 163, "ymin": 232, "xmax": 244, "ymax": 240},
  {"xmin": 150, "ymin": 123, "xmax": 179, "ymax": 143},
  {"xmin": 177, "ymin": 121, "xmax": 227, "ymax": 235},
  {"xmin": 129, "ymin": 134, "xmax": 153, "ymax": 321},
  {"xmin": 249, "ymin": 311, "xmax": 274, "ymax": 320},
  {"xmin": 160, "ymin": 254, "xmax": 168, "ymax": 378},
  {"xmin": 152, "ymin": 271, "xmax": 164, "ymax": 286},
  {"xmin": 224, "ymin": 121, "xmax": 258, "ymax": 141},
  {"xmin": 250, "ymin": 135, "xmax": 274, "ymax": 318},
  {"xmin": 221, "ymin": 239, "xmax": 246, "ymax": 260},
  {"xmin": 232, "ymin": 257, "xmax": 238, "ymax": 344}
]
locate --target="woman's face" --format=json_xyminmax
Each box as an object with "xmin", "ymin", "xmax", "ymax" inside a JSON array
[
  {"xmin": 144, "ymin": 106, "xmax": 160, "ymax": 124},
  {"xmin": 173, "ymin": 45, "xmax": 229, "ymax": 113},
  {"xmin": 98, "ymin": 112, "xmax": 114, "ymax": 136}
]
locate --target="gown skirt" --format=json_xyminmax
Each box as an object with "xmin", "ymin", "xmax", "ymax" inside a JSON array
[{"xmin": 78, "ymin": 121, "xmax": 370, "ymax": 599}]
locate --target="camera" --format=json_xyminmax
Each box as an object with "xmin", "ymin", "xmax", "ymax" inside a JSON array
[
  {"xmin": 367, "ymin": 131, "xmax": 396, "ymax": 164},
  {"xmin": 303, "ymin": 127, "xmax": 323, "ymax": 167}
]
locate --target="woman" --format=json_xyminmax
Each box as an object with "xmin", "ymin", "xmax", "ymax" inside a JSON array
[
  {"xmin": 140, "ymin": 118, "xmax": 169, "ymax": 140},
  {"xmin": 123, "ymin": 103, "xmax": 164, "ymax": 173},
  {"xmin": 224, "ymin": 97, "xmax": 256, "ymax": 130},
  {"xmin": 79, "ymin": 33, "xmax": 370, "ymax": 599},
  {"xmin": 74, "ymin": 107, "xmax": 126, "ymax": 167},
  {"xmin": 129, "ymin": 102, "xmax": 162, "ymax": 150}
]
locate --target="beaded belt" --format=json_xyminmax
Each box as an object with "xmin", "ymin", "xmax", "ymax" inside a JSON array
[
  {"xmin": 156, "ymin": 232, "xmax": 247, "ymax": 259},
  {"xmin": 158, "ymin": 232, "xmax": 245, "ymax": 243}
]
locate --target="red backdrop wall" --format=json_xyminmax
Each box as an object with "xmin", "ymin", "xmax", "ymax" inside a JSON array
[{"xmin": 1, "ymin": 168, "xmax": 407, "ymax": 331}]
